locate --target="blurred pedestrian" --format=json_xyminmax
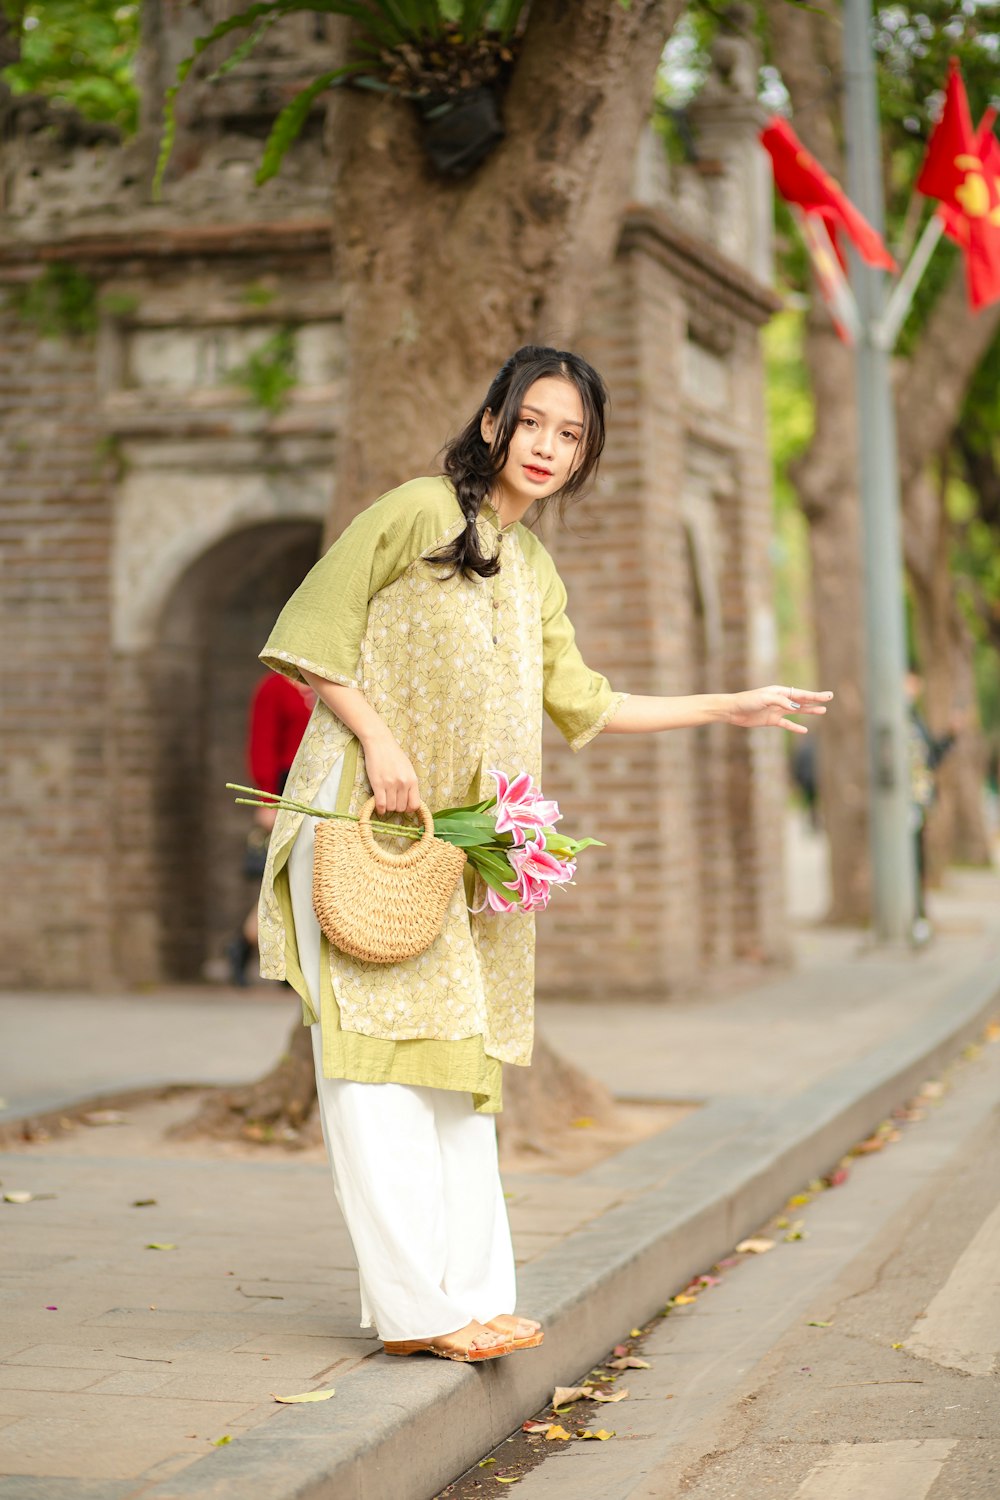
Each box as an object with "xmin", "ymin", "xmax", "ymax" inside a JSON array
[
  {"xmin": 906, "ymin": 669, "xmax": 963, "ymax": 944},
  {"xmin": 226, "ymin": 672, "xmax": 314, "ymax": 985}
]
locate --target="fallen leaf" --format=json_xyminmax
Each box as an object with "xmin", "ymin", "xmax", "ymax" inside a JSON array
[
  {"xmin": 629, "ymin": 1328, "xmax": 642, "ymax": 1338},
  {"xmin": 131, "ymin": 1199, "xmax": 157, "ymax": 1208},
  {"xmin": 827, "ymin": 1166, "xmax": 850, "ymax": 1187},
  {"xmin": 736, "ymin": 1237, "xmax": 776, "ymax": 1254},
  {"xmin": 672, "ymin": 1294, "xmax": 697, "ymax": 1305},
  {"xmin": 612, "ymin": 1344, "xmax": 629, "ymax": 1356},
  {"xmin": 716, "ymin": 1255, "xmax": 740, "ymax": 1268},
  {"xmin": 854, "ymin": 1137, "xmax": 886, "ymax": 1154},
  {"xmin": 784, "ymin": 1221, "xmax": 808, "ymax": 1242},
  {"xmin": 891, "ymin": 1342, "xmax": 904, "ymax": 1349},
  {"xmin": 479, "ymin": 1457, "xmax": 496, "ymax": 1466},
  {"xmin": 521, "ymin": 1421, "xmax": 550, "ymax": 1434},
  {"xmin": 211, "ymin": 1436, "xmax": 232, "ymax": 1447},
  {"xmin": 145, "ymin": 1243, "xmax": 176, "ymax": 1251},
  {"xmin": 82, "ymin": 1110, "xmax": 127, "ymax": 1126},
  {"xmin": 983, "ymin": 1020, "xmax": 1000, "ymax": 1041},
  {"xmin": 4, "ymin": 1191, "xmax": 35, "ymax": 1204},
  {"xmin": 45, "ymin": 1305, "xmax": 57, "ymax": 1311},
  {"xmin": 609, "ymin": 1356, "xmax": 650, "ymax": 1370},
  {"xmin": 807, "ymin": 1320, "xmax": 832, "ymax": 1328},
  {"xmin": 272, "ymin": 1388, "xmax": 335, "ymax": 1404},
  {"xmin": 807, "ymin": 1179, "xmax": 826, "ymax": 1194},
  {"xmin": 545, "ymin": 1425, "xmax": 572, "ymax": 1441},
  {"xmin": 919, "ymin": 1081, "xmax": 945, "ymax": 1099},
  {"xmin": 592, "ymin": 1388, "xmax": 629, "ymax": 1403},
  {"xmin": 552, "ymin": 1385, "xmax": 593, "ymax": 1409},
  {"xmin": 787, "ymin": 1193, "xmax": 812, "ymax": 1207},
  {"xmin": 577, "ymin": 1429, "xmax": 614, "ymax": 1440},
  {"xmin": 693, "ymin": 1274, "xmax": 722, "ymax": 1287},
  {"xmin": 571, "ymin": 1117, "xmax": 594, "ymax": 1128},
  {"xmin": 495, "ymin": 1478, "xmax": 520, "ymax": 1485}
]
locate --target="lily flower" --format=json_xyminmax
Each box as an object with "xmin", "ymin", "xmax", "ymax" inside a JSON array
[
  {"xmin": 503, "ymin": 832, "xmax": 577, "ymax": 912},
  {"xmin": 487, "ymin": 768, "xmax": 562, "ymax": 842}
]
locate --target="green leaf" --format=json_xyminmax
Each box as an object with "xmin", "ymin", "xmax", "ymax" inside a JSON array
[{"xmin": 257, "ymin": 64, "xmax": 367, "ymax": 185}]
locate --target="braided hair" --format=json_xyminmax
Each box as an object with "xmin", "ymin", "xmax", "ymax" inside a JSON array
[{"xmin": 432, "ymin": 345, "xmax": 608, "ymax": 579}]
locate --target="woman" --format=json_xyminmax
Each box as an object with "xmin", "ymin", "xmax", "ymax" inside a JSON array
[{"xmin": 257, "ymin": 345, "xmax": 831, "ymax": 1363}]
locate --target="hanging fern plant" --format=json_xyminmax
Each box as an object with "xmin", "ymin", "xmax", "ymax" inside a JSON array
[{"xmin": 153, "ymin": 0, "xmax": 530, "ymax": 199}]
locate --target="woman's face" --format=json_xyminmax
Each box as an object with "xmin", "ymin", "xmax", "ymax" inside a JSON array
[{"xmin": 481, "ymin": 375, "xmax": 585, "ymax": 508}]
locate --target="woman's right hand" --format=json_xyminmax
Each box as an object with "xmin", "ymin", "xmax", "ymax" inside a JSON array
[{"xmin": 361, "ymin": 728, "xmax": 422, "ymax": 815}]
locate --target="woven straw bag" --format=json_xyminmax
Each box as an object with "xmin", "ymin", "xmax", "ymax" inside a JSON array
[{"xmin": 312, "ymin": 798, "xmax": 467, "ymax": 964}]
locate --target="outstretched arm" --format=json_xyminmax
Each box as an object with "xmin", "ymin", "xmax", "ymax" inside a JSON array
[{"xmin": 603, "ymin": 686, "xmax": 833, "ymax": 737}]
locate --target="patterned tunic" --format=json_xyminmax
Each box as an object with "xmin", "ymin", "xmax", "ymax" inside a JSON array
[{"xmin": 257, "ymin": 476, "xmax": 625, "ymax": 1101}]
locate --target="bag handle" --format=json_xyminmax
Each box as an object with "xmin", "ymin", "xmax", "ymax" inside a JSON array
[{"xmin": 357, "ymin": 797, "xmax": 437, "ymax": 868}]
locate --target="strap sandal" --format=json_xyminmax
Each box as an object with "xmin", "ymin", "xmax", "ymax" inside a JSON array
[
  {"xmin": 485, "ymin": 1315, "xmax": 545, "ymax": 1351},
  {"xmin": 383, "ymin": 1333, "xmax": 514, "ymax": 1363}
]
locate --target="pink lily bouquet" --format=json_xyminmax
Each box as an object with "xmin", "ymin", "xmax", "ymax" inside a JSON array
[{"xmin": 227, "ymin": 769, "xmax": 602, "ymax": 916}]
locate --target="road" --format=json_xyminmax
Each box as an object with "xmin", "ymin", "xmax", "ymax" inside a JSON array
[{"xmin": 439, "ymin": 1024, "xmax": 1000, "ymax": 1500}]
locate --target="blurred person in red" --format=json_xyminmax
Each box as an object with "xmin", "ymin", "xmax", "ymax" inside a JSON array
[{"xmin": 227, "ymin": 673, "xmax": 315, "ymax": 985}]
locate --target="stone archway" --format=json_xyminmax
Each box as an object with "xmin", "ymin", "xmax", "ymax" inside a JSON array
[{"xmin": 148, "ymin": 520, "xmax": 322, "ymax": 980}]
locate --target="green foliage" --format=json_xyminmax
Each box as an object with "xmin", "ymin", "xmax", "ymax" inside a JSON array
[
  {"xmin": 226, "ymin": 327, "xmax": 299, "ymax": 413},
  {"xmin": 763, "ymin": 311, "xmax": 816, "ymax": 685},
  {"xmin": 154, "ymin": 0, "xmax": 538, "ymax": 195},
  {"xmin": 1, "ymin": 0, "xmax": 139, "ymax": 133},
  {"xmin": 100, "ymin": 289, "xmax": 139, "ymax": 318},
  {"xmin": 9, "ymin": 263, "xmax": 98, "ymax": 339},
  {"xmin": 256, "ymin": 65, "xmax": 367, "ymax": 185}
]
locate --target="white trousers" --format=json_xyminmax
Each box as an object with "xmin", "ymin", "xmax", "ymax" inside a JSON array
[{"xmin": 287, "ymin": 756, "xmax": 517, "ymax": 1342}]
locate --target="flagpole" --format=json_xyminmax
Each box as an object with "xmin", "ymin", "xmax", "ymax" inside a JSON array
[
  {"xmin": 794, "ymin": 209, "xmax": 862, "ymax": 342},
  {"xmin": 842, "ymin": 0, "xmax": 917, "ymax": 944},
  {"xmin": 874, "ymin": 213, "xmax": 945, "ymax": 350}
]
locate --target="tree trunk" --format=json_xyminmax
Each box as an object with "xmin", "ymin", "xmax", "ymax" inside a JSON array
[
  {"xmin": 903, "ymin": 468, "xmax": 992, "ymax": 882},
  {"xmin": 326, "ymin": 0, "xmax": 684, "ymax": 522},
  {"xmin": 763, "ymin": 0, "xmax": 872, "ymax": 923},
  {"xmin": 182, "ymin": 0, "xmax": 683, "ymax": 1145}
]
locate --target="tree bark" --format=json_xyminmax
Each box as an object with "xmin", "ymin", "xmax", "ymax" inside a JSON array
[
  {"xmin": 326, "ymin": 0, "xmax": 683, "ymax": 524},
  {"xmin": 762, "ymin": 0, "xmax": 872, "ymax": 923},
  {"xmin": 183, "ymin": 1, "xmax": 684, "ymax": 1145},
  {"xmin": 903, "ymin": 465, "xmax": 992, "ymax": 881}
]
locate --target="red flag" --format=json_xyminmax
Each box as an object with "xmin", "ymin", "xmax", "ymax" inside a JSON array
[
  {"xmin": 915, "ymin": 57, "xmax": 977, "ymax": 210},
  {"xmin": 760, "ymin": 116, "xmax": 896, "ymax": 272},
  {"xmin": 917, "ymin": 61, "xmax": 1000, "ymax": 310}
]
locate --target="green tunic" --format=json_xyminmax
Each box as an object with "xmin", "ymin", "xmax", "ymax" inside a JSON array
[{"xmin": 257, "ymin": 475, "xmax": 626, "ymax": 1112}]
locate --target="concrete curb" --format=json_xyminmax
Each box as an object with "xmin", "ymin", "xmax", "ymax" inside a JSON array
[{"xmin": 138, "ymin": 957, "xmax": 1000, "ymax": 1500}]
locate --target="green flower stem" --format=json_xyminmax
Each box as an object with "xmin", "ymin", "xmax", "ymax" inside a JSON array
[{"xmin": 228, "ymin": 784, "xmax": 425, "ymax": 841}]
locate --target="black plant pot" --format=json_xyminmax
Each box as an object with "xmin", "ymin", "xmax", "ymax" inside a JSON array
[{"xmin": 419, "ymin": 86, "xmax": 505, "ymax": 178}]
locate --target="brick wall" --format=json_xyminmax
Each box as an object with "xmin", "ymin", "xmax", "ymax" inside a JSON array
[
  {"xmin": 534, "ymin": 212, "xmax": 787, "ymax": 996},
  {"xmin": 0, "ymin": 302, "xmax": 117, "ymax": 987}
]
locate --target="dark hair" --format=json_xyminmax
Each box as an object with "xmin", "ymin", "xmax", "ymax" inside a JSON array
[{"xmin": 433, "ymin": 345, "xmax": 608, "ymax": 579}]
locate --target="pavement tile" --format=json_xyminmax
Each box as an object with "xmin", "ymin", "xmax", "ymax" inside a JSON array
[
  {"xmin": 0, "ymin": 1365, "xmax": 105, "ymax": 1393},
  {"xmin": 0, "ymin": 1479, "xmax": 138, "ymax": 1499},
  {"xmin": 0, "ymin": 1388, "xmax": 257, "ymax": 1422},
  {"xmin": 2, "ymin": 1342, "xmax": 173, "ymax": 1372},
  {"xmin": 233, "ymin": 1333, "xmax": 375, "ymax": 1358},
  {"xmin": 86, "ymin": 1370, "xmax": 180, "ymax": 1396},
  {"xmin": 0, "ymin": 1414, "xmax": 216, "ymax": 1481}
]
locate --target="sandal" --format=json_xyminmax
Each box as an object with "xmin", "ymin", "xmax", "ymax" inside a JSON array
[
  {"xmin": 383, "ymin": 1331, "xmax": 514, "ymax": 1363},
  {"xmin": 485, "ymin": 1315, "xmax": 544, "ymax": 1351}
]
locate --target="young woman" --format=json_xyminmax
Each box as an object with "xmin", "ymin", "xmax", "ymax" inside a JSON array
[{"xmin": 257, "ymin": 345, "xmax": 831, "ymax": 1364}]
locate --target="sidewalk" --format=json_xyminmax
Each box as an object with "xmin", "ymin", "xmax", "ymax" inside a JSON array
[{"xmin": 1, "ymin": 848, "xmax": 998, "ymax": 1500}]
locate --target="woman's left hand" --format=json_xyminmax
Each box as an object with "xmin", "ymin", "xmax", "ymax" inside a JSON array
[{"xmin": 726, "ymin": 686, "xmax": 833, "ymax": 734}]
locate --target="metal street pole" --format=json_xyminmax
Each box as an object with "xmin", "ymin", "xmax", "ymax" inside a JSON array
[{"xmin": 842, "ymin": 0, "xmax": 917, "ymax": 943}]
